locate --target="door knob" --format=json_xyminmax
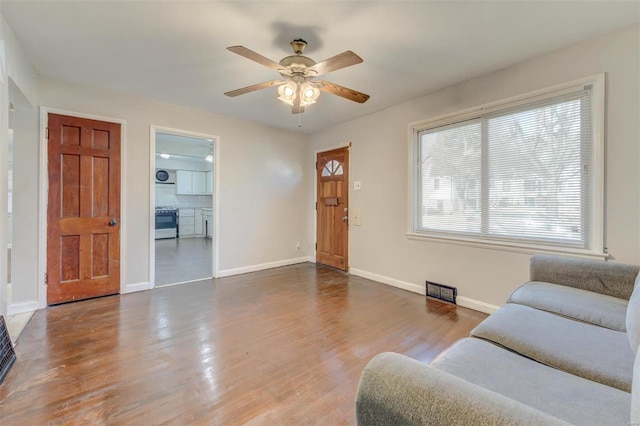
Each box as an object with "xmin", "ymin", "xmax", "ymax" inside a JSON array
[
  {"xmin": 109, "ymin": 218, "xmax": 117, "ymax": 226},
  {"xmin": 342, "ymin": 216, "xmax": 349, "ymax": 222}
]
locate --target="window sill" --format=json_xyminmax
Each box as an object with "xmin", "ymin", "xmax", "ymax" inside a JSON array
[{"xmin": 405, "ymin": 232, "xmax": 608, "ymax": 260}]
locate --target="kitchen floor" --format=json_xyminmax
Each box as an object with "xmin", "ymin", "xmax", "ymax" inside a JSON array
[{"xmin": 155, "ymin": 237, "xmax": 213, "ymax": 287}]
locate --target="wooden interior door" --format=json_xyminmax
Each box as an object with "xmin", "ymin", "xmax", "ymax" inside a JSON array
[
  {"xmin": 316, "ymin": 147, "xmax": 349, "ymax": 270},
  {"xmin": 47, "ymin": 113, "xmax": 121, "ymax": 305}
]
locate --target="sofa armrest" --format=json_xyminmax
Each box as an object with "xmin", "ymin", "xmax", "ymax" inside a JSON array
[
  {"xmin": 356, "ymin": 352, "xmax": 568, "ymax": 426},
  {"xmin": 530, "ymin": 255, "xmax": 639, "ymax": 300}
]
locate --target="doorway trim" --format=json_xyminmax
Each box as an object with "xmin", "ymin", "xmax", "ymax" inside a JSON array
[
  {"xmin": 313, "ymin": 142, "xmax": 352, "ymax": 269},
  {"xmin": 149, "ymin": 125, "xmax": 221, "ymax": 289},
  {"xmin": 0, "ymin": 61, "xmax": 6, "ymax": 318},
  {"xmin": 38, "ymin": 107, "xmax": 127, "ymax": 309}
]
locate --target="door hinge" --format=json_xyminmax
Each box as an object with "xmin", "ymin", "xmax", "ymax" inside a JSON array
[
  {"xmin": 315, "ymin": 161, "xmax": 317, "ymax": 169},
  {"xmin": 44, "ymin": 272, "xmax": 48, "ymax": 285},
  {"xmin": 315, "ymin": 202, "xmax": 317, "ymax": 210},
  {"xmin": 315, "ymin": 242, "xmax": 317, "ymax": 250},
  {"xmin": 46, "ymin": 127, "xmax": 49, "ymax": 139}
]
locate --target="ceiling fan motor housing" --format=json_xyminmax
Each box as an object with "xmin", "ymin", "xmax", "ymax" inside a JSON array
[
  {"xmin": 279, "ymin": 55, "xmax": 316, "ymax": 77},
  {"xmin": 290, "ymin": 39, "xmax": 307, "ymax": 54}
]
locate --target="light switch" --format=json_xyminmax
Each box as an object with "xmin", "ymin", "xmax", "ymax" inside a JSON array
[
  {"xmin": 352, "ymin": 208, "xmax": 362, "ymax": 226},
  {"xmin": 354, "ymin": 181, "xmax": 362, "ymax": 191}
]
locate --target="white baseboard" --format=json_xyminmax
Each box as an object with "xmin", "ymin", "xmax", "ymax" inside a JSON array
[
  {"xmin": 457, "ymin": 296, "xmax": 500, "ymax": 314},
  {"xmin": 350, "ymin": 268, "xmax": 425, "ymax": 295},
  {"xmin": 217, "ymin": 256, "xmax": 312, "ymax": 278},
  {"xmin": 8, "ymin": 300, "xmax": 40, "ymax": 315},
  {"xmin": 349, "ymin": 268, "xmax": 500, "ymax": 314},
  {"xmin": 122, "ymin": 281, "xmax": 150, "ymax": 294}
]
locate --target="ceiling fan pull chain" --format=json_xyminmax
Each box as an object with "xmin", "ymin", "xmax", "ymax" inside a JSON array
[{"xmin": 298, "ymin": 109, "xmax": 302, "ymax": 127}]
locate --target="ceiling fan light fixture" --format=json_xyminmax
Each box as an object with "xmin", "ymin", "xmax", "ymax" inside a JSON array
[
  {"xmin": 300, "ymin": 82, "xmax": 320, "ymax": 106},
  {"xmin": 277, "ymin": 81, "xmax": 298, "ymax": 106}
]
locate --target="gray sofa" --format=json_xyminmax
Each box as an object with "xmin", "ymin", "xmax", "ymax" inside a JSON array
[{"xmin": 356, "ymin": 255, "xmax": 640, "ymax": 425}]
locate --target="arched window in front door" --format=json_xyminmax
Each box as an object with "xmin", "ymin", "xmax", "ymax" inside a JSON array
[{"xmin": 321, "ymin": 159, "xmax": 344, "ymax": 177}]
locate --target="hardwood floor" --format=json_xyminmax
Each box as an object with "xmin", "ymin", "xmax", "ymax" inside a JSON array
[{"xmin": 0, "ymin": 263, "xmax": 487, "ymax": 425}]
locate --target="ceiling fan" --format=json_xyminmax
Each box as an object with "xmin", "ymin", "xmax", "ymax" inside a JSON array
[{"xmin": 224, "ymin": 39, "xmax": 370, "ymax": 114}]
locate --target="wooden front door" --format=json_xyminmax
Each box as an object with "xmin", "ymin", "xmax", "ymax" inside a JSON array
[
  {"xmin": 47, "ymin": 113, "xmax": 121, "ymax": 305},
  {"xmin": 316, "ymin": 147, "xmax": 349, "ymax": 270}
]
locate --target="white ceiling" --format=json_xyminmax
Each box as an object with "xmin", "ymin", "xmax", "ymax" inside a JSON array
[
  {"xmin": 156, "ymin": 132, "xmax": 213, "ymax": 158},
  {"xmin": 2, "ymin": 1, "xmax": 638, "ymax": 134}
]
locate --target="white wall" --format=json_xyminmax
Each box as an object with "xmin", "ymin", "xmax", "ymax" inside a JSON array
[
  {"xmin": 9, "ymin": 79, "xmax": 39, "ymax": 311},
  {"xmin": 309, "ymin": 24, "xmax": 640, "ymax": 309},
  {"xmin": 37, "ymin": 76, "xmax": 311, "ymax": 291},
  {"xmin": 0, "ymin": 16, "xmax": 36, "ymax": 106}
]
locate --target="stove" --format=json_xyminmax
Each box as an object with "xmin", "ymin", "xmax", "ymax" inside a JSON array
[
  {"xmin": 155, "ymin": 206, "xmax": 177, "ymax": 239},
  {"xmin": 155, "ymin": 206, "xmax": 176, "ymax": 213}
]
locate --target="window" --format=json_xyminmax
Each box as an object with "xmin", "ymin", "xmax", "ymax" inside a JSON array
[
  {"xmin": 321, "ymin": 160, "xmax": 344, "ymax": 177},
  {"xmin": 409, "ymin": 76, "xmax": 604, "ymax": 256}
]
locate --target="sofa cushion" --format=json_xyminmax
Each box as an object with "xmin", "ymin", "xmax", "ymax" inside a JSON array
[
  {"xmin": 530, "ymin": 255, "xmax": 639, "ymax": 299},
  {"xmin": 632, "ymin": 352, "xmax": 640, "ymax": 424},
  {"xmin": 357, "ymin": 352, "xmax": 569, "ymax": 425},
  {"xmin": 626, "ymin": 273, "xmax": 640, "ymax": 354},
  {"xmin": 508, "ymin": 281, "xmax": 628, "ymax": 331},
  {"xmin": 471, "ymin": 303, "xmax": 635, "ymax": 392},
  {"xmin": 431, "ymin": 338, "xmax": 631, "ymax": 426}
]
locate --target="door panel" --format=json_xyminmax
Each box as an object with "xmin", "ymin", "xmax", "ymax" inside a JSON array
[
  {"xmin": 316, "ymin": 147, "xmax": 349, "ymax": 270},
  {"xmin": 47, "ymin": 113, "xmax": 121, "ymax": 305}
]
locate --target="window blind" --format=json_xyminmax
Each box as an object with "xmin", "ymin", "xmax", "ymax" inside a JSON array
[{"xmin": 416, "ymin": 86, "xmax": 592, "ymax": 248}]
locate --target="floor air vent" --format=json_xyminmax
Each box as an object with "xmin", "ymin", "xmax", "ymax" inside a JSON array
[
  {"xmin": 0, "ymin": 316, "xmax": 16, "ymax": 384},
  {"xmin": 426, "ymin": 281, "xmax": 457, "ymax": 304}
]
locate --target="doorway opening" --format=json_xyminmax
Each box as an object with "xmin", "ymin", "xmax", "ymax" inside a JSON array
[{"xmin": 150, "ymin": 127, "xmax": 218, "ymax": 288}]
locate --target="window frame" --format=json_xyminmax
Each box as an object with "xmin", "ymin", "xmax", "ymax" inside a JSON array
[{"xmin": 407, "ymin": 74, "xmax": 606, "ymax": 259}]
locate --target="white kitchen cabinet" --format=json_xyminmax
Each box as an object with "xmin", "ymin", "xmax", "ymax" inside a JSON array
[
  {"xmin": 192, "ymin": 172, "xmax": 207, "ymax": 195},
  {"xmin": 206, "ymin": 171, "xmax": 213, "ymax": 195},
  {"xmin": 176, "ymin": 170, "xmax": 193, "ymax": 194},
  {"xmin": 176, "ymin": 170, "xmax": 207, "ymax": 195},
  {"xmin": 178, "ymin": 208, "xmax": 195, "ymax": 238},
  {"xmin": 195, "ymin": 209, "xmax": 203, "ymax": 235}
]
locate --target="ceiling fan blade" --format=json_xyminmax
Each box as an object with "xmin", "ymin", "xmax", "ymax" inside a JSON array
[
  {"xmin": 307, "ymin": 51, "xmax": 363, "ymax": 76},
  {"xmin": 227, "ymin": 46, "xmax": 285, "ymax": 72},
  {"xmin": 224, "ymin": 80, "xmax": 285, "ymax": 97},
  {"xmin": 316, "ymin": 80, "xmax": 370, "ymax": 104}
]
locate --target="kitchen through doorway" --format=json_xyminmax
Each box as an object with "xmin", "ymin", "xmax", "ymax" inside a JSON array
[{"xmin": 151, "ymin": 128, "xmax": 218, "ymax": 287}]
